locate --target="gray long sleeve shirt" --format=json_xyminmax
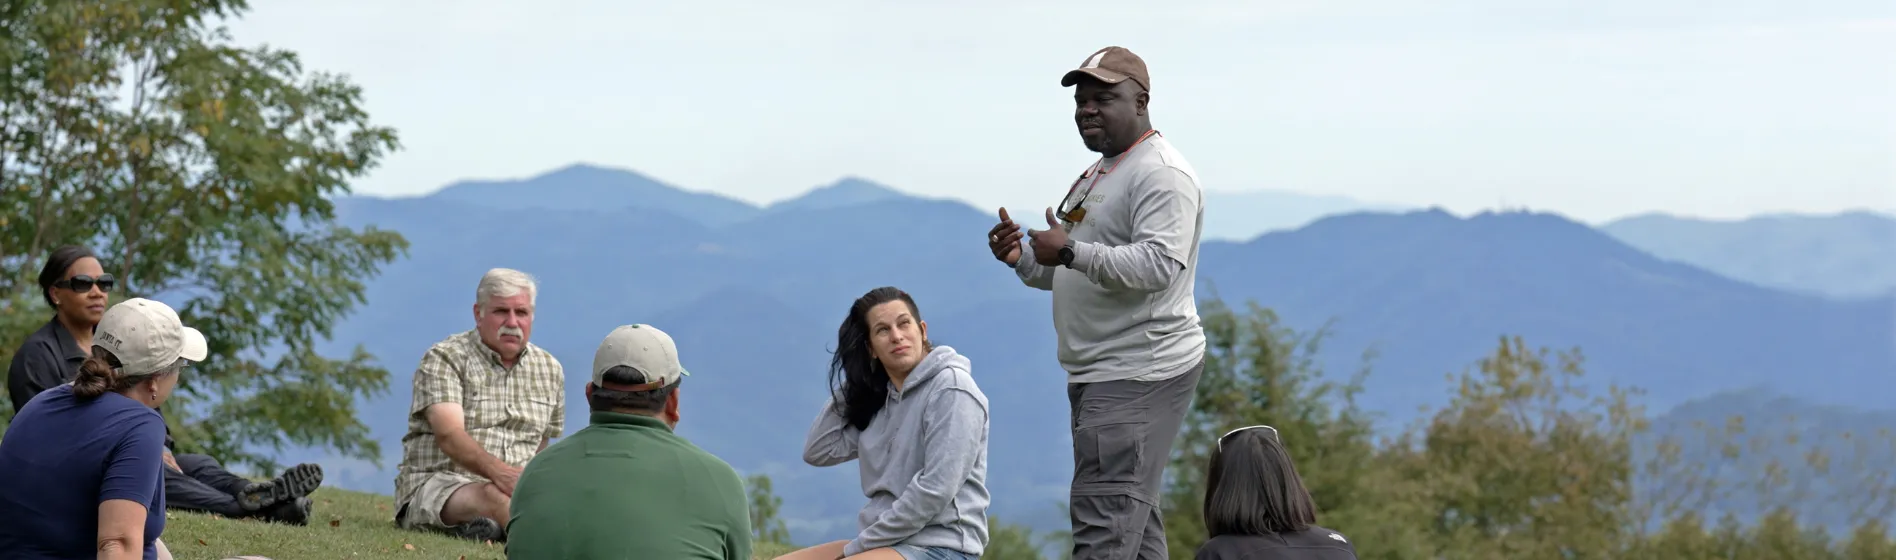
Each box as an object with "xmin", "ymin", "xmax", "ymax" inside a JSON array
[
  {"xmin": 1015, "ymin": 133, "xmax": 1208, "ymax": 384},
  {"xmin": 802, "ymin": 345, "xmax": 992, "ymax": 557}
]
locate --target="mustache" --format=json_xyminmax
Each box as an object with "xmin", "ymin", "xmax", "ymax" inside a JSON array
[{"xmin": 499, "ymin": 326, "xmax": 525, "ymax": 338}]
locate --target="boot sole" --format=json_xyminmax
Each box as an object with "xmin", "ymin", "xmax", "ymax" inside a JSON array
[
  {"xmin": 454, "ymin": 517, "xmax": 507, "ymax": 542},
  {"xmin": 237, "ymin": 463, "xmax": 324, "ymax": 511}
]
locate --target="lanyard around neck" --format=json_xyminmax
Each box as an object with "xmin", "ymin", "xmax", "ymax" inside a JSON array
[
  {"xmin": 1068, "ymin": 129, "xmax": 1159, "ymax": 196},
  {"xmin": 1058, "ymin": 129, "xmax": 1159, "ymax": 229}
]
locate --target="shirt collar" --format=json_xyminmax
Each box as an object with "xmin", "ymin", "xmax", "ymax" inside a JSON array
[
  {"xmin": 39, "ymin": 317, "xmax": 89, "ymax": 363},
  {"xmin": 590, "ymin": 411, "xmax": 672, "ymax": 431}
]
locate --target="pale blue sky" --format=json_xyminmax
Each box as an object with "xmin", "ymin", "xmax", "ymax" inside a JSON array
[{"xmin": 226, "ymin": 0, "xmax": 1894, "ymax": 223}]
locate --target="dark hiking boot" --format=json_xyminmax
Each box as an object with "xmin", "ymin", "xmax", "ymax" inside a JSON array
[
  {"xmin": 451, "ymin": 517, "xmax": 506, "ymax": 542},
  {"xmin": 261, "ymin": 497, "xmax": 313, "ymax": 526},
  {"xmin": 236, "ymin": 463, "xmax": 324, "ymax": 512}
]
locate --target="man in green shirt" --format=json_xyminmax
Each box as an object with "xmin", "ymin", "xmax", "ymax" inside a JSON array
[{"xmin": 505, "ymin": 324, "xmax": 752, "ymax": 560}]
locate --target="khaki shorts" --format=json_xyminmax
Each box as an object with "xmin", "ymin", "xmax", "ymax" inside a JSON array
[{"xmin": 395, "ymin": 471, "xmax": 483, "ymax": 530}]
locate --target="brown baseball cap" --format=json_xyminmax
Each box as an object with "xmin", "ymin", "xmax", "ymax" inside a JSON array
[{"xmin": 1060, "ymin": 46, "xmax": 1150, "ymax": 92}]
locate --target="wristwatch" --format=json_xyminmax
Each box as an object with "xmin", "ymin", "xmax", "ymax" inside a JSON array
[{"xmin": 1057, "ymin": 241, "xmax": 1076, "ymax": 268}]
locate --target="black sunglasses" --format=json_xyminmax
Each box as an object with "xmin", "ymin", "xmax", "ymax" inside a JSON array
[
  {"xmin": 1218, "ymin": 425, "xmax": 1279, "ymax": 451},
  {"xmin": 55, "ymin": 274, "xmax": 115, "ymax": 294}
]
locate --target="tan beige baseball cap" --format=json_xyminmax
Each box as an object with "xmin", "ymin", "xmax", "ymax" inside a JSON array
[
  {"xmin": 1060, "ymin": 46, "xmax": 1151, "ymax": 92},
  {"xmin": 591, "ymin": 324, "xmax": 690, "ymax": 391},
  {"xmin": 94, "ymin": 297, "xmax": 208, "ymax": 377}
]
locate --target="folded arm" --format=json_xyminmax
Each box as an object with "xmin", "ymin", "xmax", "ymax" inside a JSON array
[
  {"xmin": 412, "ymin": 348, "xmax": 509, "ymax": 478},
  {"xmin": 845, "ymin": 388, "xmax": 988, "ymax": 556},
  {"xmin": 1068, "ymin": 166, "xmax": 1200, "ymax": 293},
  {"xmin": 803, "ymin": 396, "xmax": 861, "ymax": 467},
  {"xmin": 426, "ymin": 404, "xmax": 510, "ymax": 478}
]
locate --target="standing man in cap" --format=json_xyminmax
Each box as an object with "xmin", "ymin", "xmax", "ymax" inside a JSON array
[
  {"xmin": 505, "ymin": 324, "xmax": 752, "ymax": 560},
  {"xmin": 985, "ymin": 45, "xmax": 1207, "ymax": 559}
]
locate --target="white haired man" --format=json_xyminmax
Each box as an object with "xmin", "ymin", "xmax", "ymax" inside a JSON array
[{"xmin": 393, "ymin": 268, "xmax": 566, "ymax": 542}]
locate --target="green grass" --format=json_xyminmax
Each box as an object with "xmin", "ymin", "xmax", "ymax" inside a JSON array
[{"xmin": 163, "ymin": 487, "xmax": 796, "ymax": 559}]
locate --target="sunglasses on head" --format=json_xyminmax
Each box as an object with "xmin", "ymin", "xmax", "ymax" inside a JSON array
[
  {"xmin": 1218, "ymin": 425, "xmax": 1279, "ymax": 451},
  {"xmin": 55, "ymin": 274, "xmax": 115, "ymax": 294}
]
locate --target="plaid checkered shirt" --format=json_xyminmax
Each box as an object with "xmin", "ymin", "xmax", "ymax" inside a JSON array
[{"xmin": 395, "ymin": 329, "xmax": 565, "ymax": 502}]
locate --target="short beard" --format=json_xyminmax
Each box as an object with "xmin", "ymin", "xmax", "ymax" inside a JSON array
[{"xmin": 1083, "ymin": 133, "xmax": 1114, "ymax": 154}]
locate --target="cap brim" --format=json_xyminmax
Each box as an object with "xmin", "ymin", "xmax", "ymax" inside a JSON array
[
  {"xmin": 1061, "ymin": 68, "xmax": 1130, "ymax": 87},
  {"xmin": 179, "ymin": 326, "xmax": 208, "ymax": 362}
]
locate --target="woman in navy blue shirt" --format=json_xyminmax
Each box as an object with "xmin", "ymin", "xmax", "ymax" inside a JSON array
[{"xmin": 0, "ymin": 297, "xmax": 209, "ymax": 560}]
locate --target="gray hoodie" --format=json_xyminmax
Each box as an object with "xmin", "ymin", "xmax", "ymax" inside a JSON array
[{"xmin": 802, "ymin": 345, "xmax": 992, "ymax": 557}]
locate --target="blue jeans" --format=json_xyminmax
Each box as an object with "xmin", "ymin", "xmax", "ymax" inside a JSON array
[{"xmin": 889, "ymin": 544, "xmax": 977, "ymax": 560}]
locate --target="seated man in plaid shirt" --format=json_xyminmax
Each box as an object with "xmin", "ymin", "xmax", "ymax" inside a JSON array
[{"xmin": 392, "ymin": 268, "xmax": 566, "ymax": 542}]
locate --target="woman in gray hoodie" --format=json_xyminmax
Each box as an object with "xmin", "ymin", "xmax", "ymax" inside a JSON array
[{"xmin": 774, "ymin": 287, "xmax": 992, "ymax": 560}]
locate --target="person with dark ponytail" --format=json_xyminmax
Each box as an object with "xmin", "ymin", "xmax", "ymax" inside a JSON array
[
  {"xmin": 0, "ymin": 297, "xmax": 209, "ymax": 559},
  {"xmin": 775, "ymin": 287, "xmax": 992, "ymax": 560},
  {"xmin": 1193, "ymin": 426, "xmax": 1358, "ymax": 560},
  {"xmin": 3, "ymin": 247, "xmax": 325, "ymax": 527}
]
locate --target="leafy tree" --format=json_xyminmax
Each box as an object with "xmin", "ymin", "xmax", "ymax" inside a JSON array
[
  {"xmin": 746, "ymin": 473, "xmax": 792, "ymax": 546},
  {"xmin": 1843, "ymin": 519, "xmax": 1896, "ymax": 560},
  {"xmin": 0, "ymin": 0, "xmax": 405, "ymax": 469},
  {"xmin": 1636, "ymin": 404, "xmax": 1896, "ymax": 535},
  {"xmin": 1390, "ymin": 337, "xmax": 1645, "ymax": 559},
  {"xmin": 1039, "ymin": 501, "xmax": 1074, "ymax": 560},
  {"xmin": 983, "ymin": 516, "xmax": 1047, "ymax": 560},
  {"xmin": 0, "ymin": 292, "xmax": 45, "ymax": 425},
  {"xmin": 1743, "ymin": 508, "xmax": 1835, "ymax": 560}
]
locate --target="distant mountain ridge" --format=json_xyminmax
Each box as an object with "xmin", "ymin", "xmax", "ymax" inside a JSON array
[
  {"xmin": 403, "ymin": 166, "xmax": 1896, "ymax": 303},
  {"xmin": 419, "ymin": 164, "xmax": 761, "ymax": 226},
  {"xmin": 1602, "ymin": 211, "xmax": 1896, "ymax": 300},
  {"xmin": 301, "ymin": 164, "xmax": 1894, "ymax": 543},
  {"xmin": 392, "ymin": 162, "xmax": 1412, "ymax": 241}
]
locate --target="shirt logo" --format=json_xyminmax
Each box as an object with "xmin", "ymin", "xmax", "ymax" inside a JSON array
[{"xmin": 1327, "ymin": 533, "xmax": 1348, "ymax": 543}]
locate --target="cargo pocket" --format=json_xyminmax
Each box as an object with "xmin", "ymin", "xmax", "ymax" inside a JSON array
[{"xmin": 1075, "ymin": 406, "xmax": 1148, "ymax": 485}]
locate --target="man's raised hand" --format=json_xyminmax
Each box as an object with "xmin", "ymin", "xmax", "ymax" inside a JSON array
[
  {"xmin": 988, "ymin": 208, "xmax": 1023, "ymax": 266},
  {"xmin": 1027, "ymin": 207, "xmax": 1069, "ymax": 266}
]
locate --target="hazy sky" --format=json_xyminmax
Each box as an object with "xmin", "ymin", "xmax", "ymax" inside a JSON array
[{"xmin": 225, "ymin": 0, "xmax": 1895, "ymax": 223}]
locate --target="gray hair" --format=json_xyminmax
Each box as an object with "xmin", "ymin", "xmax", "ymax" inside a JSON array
[{"xmin": 475, "ymin": 268, "xmax": 538, "ymax": 310}]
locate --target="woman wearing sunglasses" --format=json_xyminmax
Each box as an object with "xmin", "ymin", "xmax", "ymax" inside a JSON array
[
  {"xmin": 7, "ymin": 245, "xmax": 114, "ymax": 413},
  {"xmin": 1196, "ymin": 425, "xmax": 1359, "ymax": 560}
]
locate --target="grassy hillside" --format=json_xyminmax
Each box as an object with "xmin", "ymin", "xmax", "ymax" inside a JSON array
[{"xmin": 163, "ymin": 488, "xmax": 796, "ymax": 559}]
